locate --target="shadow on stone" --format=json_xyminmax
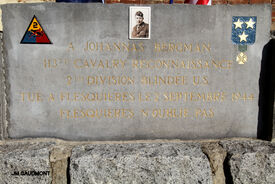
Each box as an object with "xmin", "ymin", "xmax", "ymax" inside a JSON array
[
  {"xmin": 223, "ymin": 153, "xmax": 233, "ymax": 184},
  {"xmin": 258, "ymin": 39, "xmax": 275, "ymax": 141},
  {"xmin": 67, "ymin": 157, "xmax": 71, "ymax": 184}
]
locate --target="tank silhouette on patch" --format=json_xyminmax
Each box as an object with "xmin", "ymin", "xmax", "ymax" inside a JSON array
[{"xmin": 21, "ymin": 15, "xmax": 52, "ymax": 44}]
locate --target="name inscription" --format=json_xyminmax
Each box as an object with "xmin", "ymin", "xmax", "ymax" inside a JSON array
[{"xmin": 18, "ymin": 41, "xmax": 255, "ymax": 121}]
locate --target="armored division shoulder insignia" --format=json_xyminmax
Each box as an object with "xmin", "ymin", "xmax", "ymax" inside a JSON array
[{"xmin": 21, "ymin": 15, "xmax": 52, "ymax": 44}]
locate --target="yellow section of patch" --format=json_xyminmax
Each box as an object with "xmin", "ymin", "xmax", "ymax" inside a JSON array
[{"xmin": 28, "ymin": 17, "xmax": 42, "ymax": 32}]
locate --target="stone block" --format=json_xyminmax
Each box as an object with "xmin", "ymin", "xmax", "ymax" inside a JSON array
[
  {"xmin": 70, "ymin": 143, "xmax": 213, "ymax": 184},
  {"xmin": 220, "ymin": 140, "xmax": 275, "ymax": 184},
  {"xmin": 1, "ymin": 4, "xmax": 271, "ymax": 140},
  {"xmin": 201, "ymin": 142, "xmax": 227, "ymax": 184},
  {"xmin": 0, "ymin": 141, "xmax": 55, "ymax": 184},
  {"xmin": 50, "ymin": 146, "xmax": 72, "ymax": 184}
]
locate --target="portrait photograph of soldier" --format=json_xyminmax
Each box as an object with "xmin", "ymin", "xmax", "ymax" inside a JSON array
[{"xmin": 129, "ymin": 7, "xmax": 151, "ymax": 39}]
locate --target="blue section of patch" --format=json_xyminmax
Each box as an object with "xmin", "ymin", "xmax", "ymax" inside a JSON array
[
  {"xmin": 232, "ymin": 16, "xmax": 257, "ymax": 45},
  {"xmin": 21, "ymin": 31, "xmax": 37, "ymax": 43}
]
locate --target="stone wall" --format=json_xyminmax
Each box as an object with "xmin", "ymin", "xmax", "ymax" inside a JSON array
[
  {"xmin": 0, "ymin": 138, "xmax": 274, "ymax": 183},
  {"xmin": 0, "ymin": 2, "xmax": 274, "ymax": 183}
]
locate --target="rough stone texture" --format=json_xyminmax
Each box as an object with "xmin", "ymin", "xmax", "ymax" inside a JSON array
[
  {"xmin": 202, "ymin": 142, "xmax": 226, "ymax": 184},
  {"xmin": 1, "ymin": 4, "xmax": 271, "ymax": 140},
  {"xmin": 50, "ymin": 146, "xmax": 72, "ymax": 184},
  {"xmin": 220, "ymin": 140, "xmax": 275, "ymax": 184},
  {"xmin": 70, "ymin": 143, "xmax": 213, "ymax": 184},
  {"xmin": 0, "ymin": 138, "xmax": 274, "ymax": 183},
  {"xmin": 0, "ymin": 32, "xmax": 3, "ymax": 140},
  {"xmin": 0, "ymin": 141, "xmax": 55, "ymax": 184},
  {"xmin": 0, "ymin": 32, "xmax": 7, "ymax": 140}
]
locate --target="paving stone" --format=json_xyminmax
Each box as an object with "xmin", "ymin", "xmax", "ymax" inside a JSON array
[
  {"xmin": 70, "ymin": 142, "xmax": 213, "ymax": 184},
  {"xmin": 220, "ymin": 140, "xmax": 275, "ymax": 184},
  {"xmin": 0, "ymin": 141, "xmax": 55, "ymax": 184}
]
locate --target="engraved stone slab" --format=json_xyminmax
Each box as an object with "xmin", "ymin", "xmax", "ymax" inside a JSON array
[
  {"xmin": 1, "ymin": 4, "xmax": 271, "ymax": 140},
  {"xmin": 70, "ymin": 143, "xmax": 213, "ymax": 184}
]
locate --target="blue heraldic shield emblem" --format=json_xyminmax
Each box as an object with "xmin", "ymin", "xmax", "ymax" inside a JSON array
[{"xmin": 232, "ymin": 16, "xmax": 257, "ymax": 45}]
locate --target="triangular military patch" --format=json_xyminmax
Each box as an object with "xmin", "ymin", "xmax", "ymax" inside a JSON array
[{"xmin": 21, "ymin": 15, "xmax": 52, "ymax": 44}]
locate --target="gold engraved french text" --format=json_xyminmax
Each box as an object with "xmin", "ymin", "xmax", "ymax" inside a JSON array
[
  {"xmin": 195, "ymin": 108, "xmax": 214, "ymax": 118},
  {"xmin": 60, "ymin": 108, "xmax": 134, "ymax": 119},
  {"xmin": 141, "ymin": 76, "xmax": 187, "ymax": 85},
  {"xmin": 193, "ymin": 76, "xmax": 208, "ymax": 86},
  {"xmin": 20, "ymin": 92, "xmax": 42, "ymax": 102},
  {"xmin": 73, "ymin": 59, "xmax": 127, "ymax": 69}
]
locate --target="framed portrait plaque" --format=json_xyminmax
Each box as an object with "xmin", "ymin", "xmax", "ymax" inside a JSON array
[{"xmin": 129, "ymin": 6, "xmax": 151, "ymax": 40}]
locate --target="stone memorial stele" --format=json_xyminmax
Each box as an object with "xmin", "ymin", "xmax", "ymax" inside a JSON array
[{"xmin": 0, "ymin": 3, "xmax": 271, "ymax": 140}]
